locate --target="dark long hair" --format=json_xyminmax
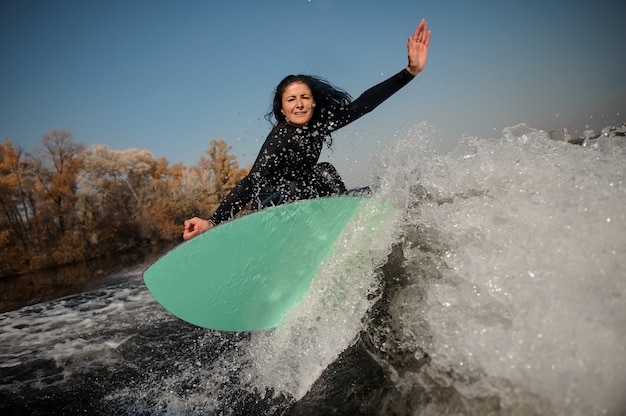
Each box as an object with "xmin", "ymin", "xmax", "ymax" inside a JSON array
[{"xmin": 265, "ymin": 75, "xmax": 352, "ymax": 146}]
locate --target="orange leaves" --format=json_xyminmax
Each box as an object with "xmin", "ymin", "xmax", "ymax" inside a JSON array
[{"xmin": 1, "ymin": 132, "xmax": 250, "ymax": 276}]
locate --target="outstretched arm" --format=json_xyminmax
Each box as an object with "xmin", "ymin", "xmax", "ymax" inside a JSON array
[
  {"xmin": 330, "ymin": 19, "xmax": 432, "ymax": 130},
  {"xmin": 406, "ymin": 19, "xmax": 431, "ymax": 76}
]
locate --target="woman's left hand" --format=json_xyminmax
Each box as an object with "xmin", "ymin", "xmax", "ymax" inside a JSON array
[{"xmin": 406, "ymin": 19, "xmax": 431, "ymax": 76}]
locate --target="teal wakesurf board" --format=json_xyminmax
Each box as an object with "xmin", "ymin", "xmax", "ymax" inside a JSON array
[{"xmin": 143, "ymin": 196, "xmax": 385, "ymax": 332}]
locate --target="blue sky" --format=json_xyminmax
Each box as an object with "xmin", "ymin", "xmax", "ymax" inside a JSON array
[{"xmin": 2, "ymin": 0, "xmax": 624, "ymax": 186}]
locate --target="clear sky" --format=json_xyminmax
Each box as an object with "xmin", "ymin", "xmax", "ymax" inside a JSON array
[{"xmin": 2, "ymin": 0, "xmax": 624, "ymax": 186}]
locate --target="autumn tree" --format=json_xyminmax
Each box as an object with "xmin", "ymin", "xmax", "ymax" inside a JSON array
[
  {"xmin": 35, "ymin": 130, "xmax": 84, "ymax": 234},
  {"xmin": 1, "ymin": 132, "xmax": 249, "ymax": 277},
  {"xmin": 134, "ymin": 155, "xmax": 185, "ymax": 242},
  {"xmin": 80, "ymin": 145, "xmax": 136, "ymax": 252},
  {"xmin": 198, "ymin": 140, "xmax": 249, "ymax": 202},
  {"xmin": 32, "ymin": 130, "xmax": 85, "ymax": 265},
  {"xmin": 178, "ymin": 164, "xmax": 218, "ymax": 218},
  {"xmin": 0, "ymin": 131, "xmax": 86, "ymax": 272},
  {"xmin": 0, "ymin": 140, "xmax": 35, "ymax": 274}
]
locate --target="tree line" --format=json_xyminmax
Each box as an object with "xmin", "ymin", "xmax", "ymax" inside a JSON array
[{"xmin": 0, "ymin": 130, "xmax": 249, "ymax": 278}]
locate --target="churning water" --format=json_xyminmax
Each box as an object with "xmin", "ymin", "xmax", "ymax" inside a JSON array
[{"xmin": 1, "ymin": 123, "xmax": 624, "ymax": 415}]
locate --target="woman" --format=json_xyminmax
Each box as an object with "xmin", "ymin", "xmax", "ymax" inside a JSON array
[{"xmin": 183, "ymin": 19, "xmax": 431, "ymax": 240}]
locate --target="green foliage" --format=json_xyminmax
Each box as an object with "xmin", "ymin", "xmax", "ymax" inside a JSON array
[{"xmin": 0, "ymin": 133, "xmax": 250, "ymax": 277}]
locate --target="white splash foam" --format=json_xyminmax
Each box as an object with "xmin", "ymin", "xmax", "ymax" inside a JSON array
[
  {"xmin": 248, "ymin": 197, "xmax": 400, "ymax": 399},
  {"xmin": 392, "ymin": 123, "xmax": 626, "ymax": 415}
]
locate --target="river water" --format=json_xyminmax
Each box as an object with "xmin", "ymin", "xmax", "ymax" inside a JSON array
[{"xmin": 1, "ymin": 124, "xmax": 625, "ymax": 415}]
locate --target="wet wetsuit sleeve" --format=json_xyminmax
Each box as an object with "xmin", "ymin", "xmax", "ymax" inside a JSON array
[
  {"xmin": 208, "ymin": 174, "xmax": 256, "ymax": 225},
  {"xmin": 208, "ymin": 129, "xmax": 285, "ymax": 225},
  {"xmin": 331, "ymin": 68, "xmax": 415, "ymax": 131}
]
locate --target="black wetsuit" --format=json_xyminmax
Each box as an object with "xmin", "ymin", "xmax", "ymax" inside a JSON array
[{"xmin": 209, "ymin": 68, "xmax": 415, "ymax": 225}]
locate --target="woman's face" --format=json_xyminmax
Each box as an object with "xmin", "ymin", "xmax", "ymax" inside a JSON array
[{"xmin": 281, "ymin": 81, "xmax": 314, "ymax": 126}]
